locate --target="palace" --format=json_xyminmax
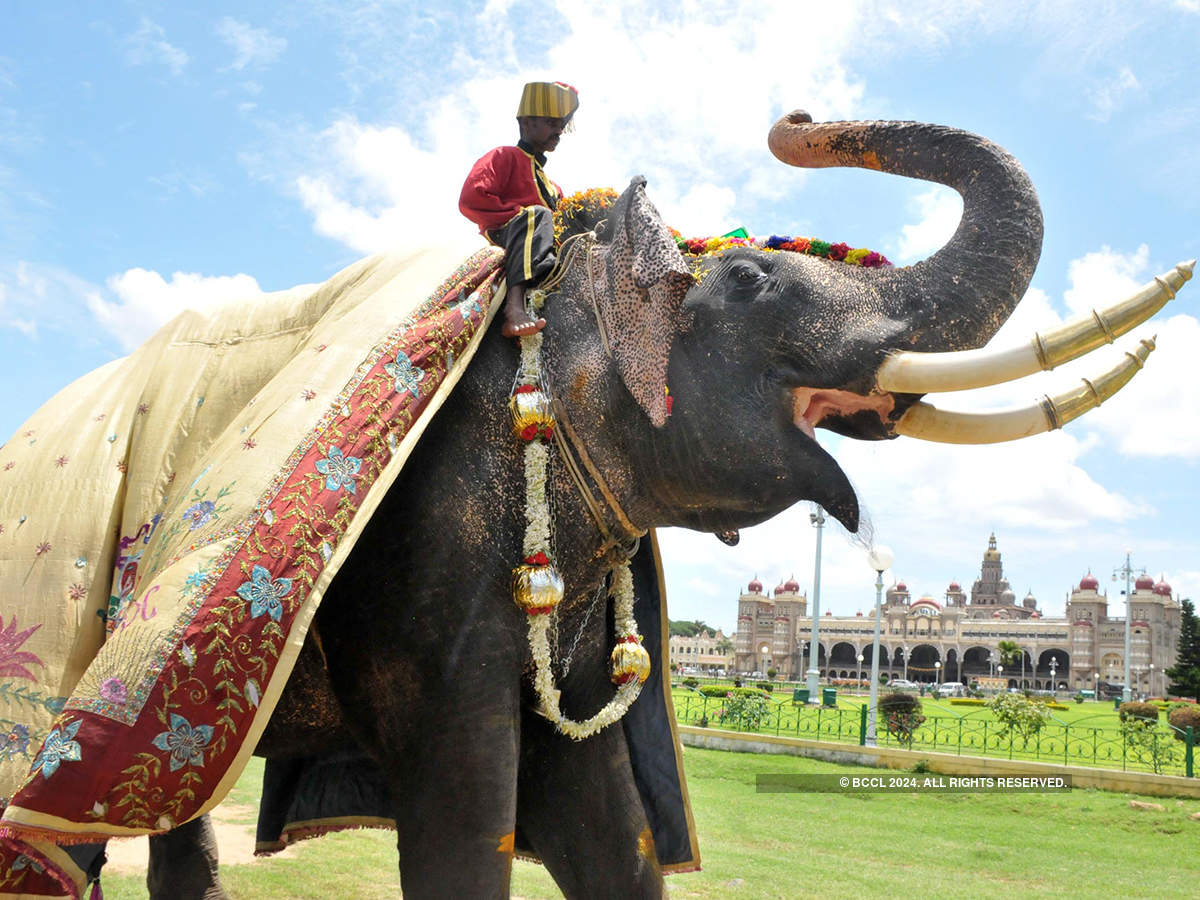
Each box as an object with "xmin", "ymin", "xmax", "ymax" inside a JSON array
[{"xmin": 733, "ymin": 535, "xmax": 1182, "ymax": 695}]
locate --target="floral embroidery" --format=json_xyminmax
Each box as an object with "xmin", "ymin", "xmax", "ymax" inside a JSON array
[
  {"xmin": 242, "ymin": 438, "xmax": 257, "ymax": 450},
  {"xmin": 2, "ymin": 462, "xmax": 12, "ymax": 471},
  {"xmin": 384, "ymin": 350, "xmax": 426, "ymax": 398},
  {"xmin": 1, "ymin": 724, "xmax": 30, "ymax": 760},
  {"xmin": 32, "ymin": 719, "xmax": 82, "ymax": 779},
  {"xmin": 136, "ymin": 403, "xmax": 150, "ymax": 415},
  {"xmin": 0, "ymin": 619, "xmax": 45, "ymax": 681},
  {"xmin": 179, "ymin": 643, "xmax": 196, "ymax": 667},
  {"xmin": 99, "ymin": 678, "xmax": 127, "ymax": 705},
  {"xmin": 54, "ymin": 456, "xmax": 69, "ymax": 468},
  {"xmin": 151, "ymin": 713, "xmax": 213, "ymax": 772},
  {"xmin": 314, "ymin": 446, "xmax": 361, "ymax": 494},
  {"xmin": 11, "ymin": 854, "xmax": 43, "ymax": 873},
  {"xmin": 34, "ymin": 542, "xmax": 50, "ymax": 556},
  {"xmin": 68, "ymin": 583, "xmax": 87, "ymax": 602},
  {"xmin": 301, "ymin": 389, "xmax": 317, "ymax": 401},
  {"xmin": 94, "ymin": 413, "xmax": 107, "ymax": 422},
  {"xmin": 235, "ymin": 565, "xmax": 294, "ymax": 622},
  {"xmin": 116, "ymin": 460, "xmax": 128, "ymax": 473},
  {"xmin": 181, "ymin": 500, "xmax": 216, "ymax": 531}
]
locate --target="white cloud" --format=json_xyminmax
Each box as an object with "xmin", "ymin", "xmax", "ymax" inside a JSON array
[
  {"xmin": 124, "ymin": 19, "xmax": 189, "ymax": 76},
  {"xmin": 1086, "ymin": 66, "xmax": 1140, "ymax": 122},
  {"xmin": 215, "ymin": 18, "xmax": 287, "ymax": 71},
  {"xmin": 893, "ymin": 186, "xmax": 962, "ymax": 263},
  {"xmin": 1063, "ymin": 244, "xmax": 1150, "ymax": 315},
  {"xmin": 92, "ymin": 269, "xmax": 268, "ymax": 350}
]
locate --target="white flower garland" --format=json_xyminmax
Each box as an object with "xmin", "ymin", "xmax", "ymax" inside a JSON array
[{"xmin": 514, "ymin": 317, "xmax": 647, "ymax": 741}]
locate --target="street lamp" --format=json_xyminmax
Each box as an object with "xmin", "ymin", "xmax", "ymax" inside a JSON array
[
  {"xmin": 1094, "ymin": 671, "xmax": 1100, "ymax": 702},
  {"xmin": 998, "ymin": 664, "xmax": 1004, "ymax": 691},
  {"xmin": 1113, "ymin": 551, "xmax": 1142, "ymax": 704},
  {"xmin": 935, "ymin": 660, "xmax": 942, "ymax": 688},
  {"xmin": 866, "ymin": 544, "xmax": 894, "ymax": 746},
  {"xmin": 857, "ymin": 653, "xmax": 864, "ymax": 694},
  {"xmin": 806, "ymin": 507, "xmax": 826, "ymax": 700},
  {"xmin": 1149, "ymin": 663, "xmax": 1155, "ymax": 699},
  {"xmin": 1049, "ymin": 656, "xmax": 1058, "ymax": 695}
]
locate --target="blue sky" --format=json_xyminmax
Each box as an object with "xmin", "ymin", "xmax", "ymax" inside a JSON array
[{"xmin": 2, "ymin": 1, "xmax": 1198, "ymax": 634}]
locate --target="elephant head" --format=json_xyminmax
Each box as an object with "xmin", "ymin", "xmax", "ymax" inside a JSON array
[{"xmin": 541, "ymin": 111, "xmax": 1192, "ymax": 536}]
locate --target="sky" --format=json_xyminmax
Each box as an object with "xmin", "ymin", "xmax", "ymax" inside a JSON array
[{"xmin": 2, "ymin": 0, "xmax": 1198, "ymax": 636}]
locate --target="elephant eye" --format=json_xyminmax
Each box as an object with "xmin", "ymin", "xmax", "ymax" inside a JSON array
[{"xmin": 728, "ymin": 260, "xmax": 767, "ymax": 291}]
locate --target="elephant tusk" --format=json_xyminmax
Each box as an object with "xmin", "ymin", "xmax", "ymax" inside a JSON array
[
  {"xmin": 876, "ymin": 260, "xmax": 1193, "ymax": 394},
  {"xmin": 893, "ymin": 336, "xmax": 1156, "ymax": 444}
]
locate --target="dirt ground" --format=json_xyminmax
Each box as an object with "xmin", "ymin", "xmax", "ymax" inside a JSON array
[{"xmin": 103, "ymin": 801, "xmax": 293, "ymax": 873}]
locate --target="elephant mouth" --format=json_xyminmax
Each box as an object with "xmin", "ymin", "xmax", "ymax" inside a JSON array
[{"xmin": 790, "ymin": 387, "xmax": 895, "ymax": 438}]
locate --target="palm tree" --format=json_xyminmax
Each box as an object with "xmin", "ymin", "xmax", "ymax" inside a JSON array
[{"xmin": 997, "ymin": 640, "xmax": 1021, "ymax": 686}]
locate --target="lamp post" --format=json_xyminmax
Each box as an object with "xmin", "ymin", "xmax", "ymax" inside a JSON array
[
  {"xmin": 998, "ymin": 664, "xmax": 1004, "ymax": 691},
  {"xmin": 857, "ymin": 653, "xmax": 864, "ymax": 694},
  {"xmin": 1113, "ymin": 551, "xmax": 1141, "ymax": 704},
  {"xmin": 1049, "ymin": 656, "xmax": 1058, "ymax": 695},
  {"xmin": 1094, "ymin": 671, "xmax": 1100, "ymax": 703},
  {"xmin": 806, "ymin": 507, "xmax": 826, "ymax": 701},
  {"xmin": 1149, "ymin": 663, "xmax": 1155, "ymax": 699},
  {"xmin": 935, "ymin": 660, "xmax": 942, "ymax": 688},
  {"xmin": 866, "ymin": 545, "xmax": 894, "ymax": 746}
]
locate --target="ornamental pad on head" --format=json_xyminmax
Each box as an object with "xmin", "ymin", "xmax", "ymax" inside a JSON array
[{"xmin": 517, "ymin": 81, "xmax": 579, "ymax": 119}]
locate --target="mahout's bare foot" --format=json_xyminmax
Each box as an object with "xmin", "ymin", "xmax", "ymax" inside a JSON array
[{"xmin": 501, "ymin": 314, "xmax": 547, "ymax": 338}]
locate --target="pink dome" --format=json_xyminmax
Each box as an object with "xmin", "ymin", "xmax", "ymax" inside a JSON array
[
  {"xmin": 992, "ymin": 611, "xmax": 1002, "ymax": 618},
  {"xmin": 824, "ymin": 610, "xmax": 832, "ymax": 616},
  {"xmin": 895, "ymin": 582, "xmax": 908, "ymax": 592},
  {"xmin": 1135, "ymin": 573, "xmax": 1155, "ymax": 590},
  {"xmin": 1079, "ymin": 573, "xmax": 1099, "ymax": 591},
  {"xmin": 948, "ymin": 581, "xmax": 961, "ymax": 592},
  {"xmin": 855, "ymin": 611, "xmax": 863, "ymax": 617},
  {"xmin": 1153, "ymin": 578, "xmax": 1172, "ymax": 597},
  {"xmin": 783, "ymin": 576, "xmax": 801, "ymax": 593},
  {"xmin": 748, "ymin": 577, "xmax": 763, "ymax": 593}
]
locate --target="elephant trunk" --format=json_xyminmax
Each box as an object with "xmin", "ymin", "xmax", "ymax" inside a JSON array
[{"xmin": 767, "ymin": 111, "xmax": 1043, "ymax": 352}]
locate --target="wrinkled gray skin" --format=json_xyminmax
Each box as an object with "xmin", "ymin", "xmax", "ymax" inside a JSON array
[{"xmin": 142, "ymin": 114, "xmax": 1041, "ymax": 899}]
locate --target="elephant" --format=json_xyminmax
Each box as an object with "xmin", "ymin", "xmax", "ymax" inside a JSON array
[{"xmin": 19, "ymin": 110, "xmax": 1193, "ymax": 899}]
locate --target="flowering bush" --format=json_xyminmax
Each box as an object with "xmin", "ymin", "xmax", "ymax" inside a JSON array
[
  {"xmin": 879, "ymin": 692, "xmax": 924, "ymax": 746},
  {"xmin": 987, "ymin": 692, "xmax": 1052, "ymax": 741},
  {"xmin": 717, "ymin": 692, "xmax": 772, "ymax": 730},
  {"xmin": 1167, "ymin": 704, "xmax": 1200, "ymax": 741}
]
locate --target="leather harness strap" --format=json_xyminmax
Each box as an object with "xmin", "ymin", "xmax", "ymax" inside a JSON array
[{"xmin": 549, "ymin": 395, "xmax": 645, "ymax": 560}]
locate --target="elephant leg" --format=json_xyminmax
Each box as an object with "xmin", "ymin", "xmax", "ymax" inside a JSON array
[
  {"xmin": 516, "ymin": 708, "xmax": 664, "ymax": 899},
  {"xmin": 147, "ymin": 813, "xmax": 228, "ymax": 900},
  {"xmin": 317, "ymin": 619, "xmax": 524, "ymax": 898}
]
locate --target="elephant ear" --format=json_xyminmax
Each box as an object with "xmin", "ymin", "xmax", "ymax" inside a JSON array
[{"xmin": 595, "ymin": 177, "xmax": 694, "ymax": 427}]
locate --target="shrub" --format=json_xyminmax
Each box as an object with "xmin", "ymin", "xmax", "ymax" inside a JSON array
[
  {"xmin": 1118, "ymin": 701, "xmax": 1160, "ymax": 723},
  {"xmin": 987, "ymin": 692, "xmax": 1052, "ymax": 741},
  {"xmin": 682, "ymin": 677, "xmax": 699, "ymax": 689},
  {"xmin": 717, "ymin": 691, "xmax": 772, "ymax": 730},
  {"xmin": 766, "ymin": 667, "xmax": 778, "ymax": 680},
  {"xmin": 879, "ymin": 691, "xmax": 924, "ymax": 745},
  {"xmin": 733, "ymin": 677, "xmax": 743, "ymax": 688},
  {"xmin": 700, "ymin": 685, "xmax": 768, "ymax": 699},
  {"xmin": 1073, "ymin": 693, "xmax": 1086, "ymax": 704},
  {"xmin": 1167, "ymin": 704, "xmax": 1200, "ymax": 741},
  {"xmin": 755, "ymin": 681, "xmax": 775, "ymax": 693},
  {"xmin": 948, "ymin": 697, "xmax": 986, "ymax": 707}
]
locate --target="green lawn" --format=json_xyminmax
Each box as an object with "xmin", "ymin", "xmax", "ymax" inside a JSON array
[{"xmin": 98, "ymin": 747, "xmax": 1200, "ymax": 898}]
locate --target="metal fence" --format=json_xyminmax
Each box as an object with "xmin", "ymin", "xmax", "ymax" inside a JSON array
[{"xmin": 672, "ymin": 691, "xmax": 1196, "ymax": 778}]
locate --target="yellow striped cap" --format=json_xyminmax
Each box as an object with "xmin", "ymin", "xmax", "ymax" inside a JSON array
[{"xmin": 516, "ymin": 81, "xmax": 579, "ymax": 119}]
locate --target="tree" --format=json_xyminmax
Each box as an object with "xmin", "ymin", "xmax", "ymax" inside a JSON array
[
  {"xmin": 669, "ymin": 619, "xmax": 712, "ymax": 638},
  {"xmin": 715, "ymin": 636, "xmax": 735, "ymax": 657},
  {"xmin": 1165, "ymin": 598, "xmax": 1200, "ymax": 701}
]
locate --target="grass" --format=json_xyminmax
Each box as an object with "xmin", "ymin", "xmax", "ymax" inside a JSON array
[{"xmin": 97, "ymin": 747, "xmax": 1200, "ymax": 898}]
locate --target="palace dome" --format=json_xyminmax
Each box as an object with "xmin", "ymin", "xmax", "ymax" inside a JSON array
[
  {"xmin": 948, "ymin": 581, "xmax": 961, "ymax": 592},
  {"xmin": 747, "ymin": 577, "xmax": 763, "ymax": 594},
  {"xmin": 783, "ymin": 576, "xmax": 801, "ymax": 593},
  {"xmin": 1079, "ymin": 573, "xmax": 1099, "ymax": 591},
  {"xmin": 1153, "ymin": 578, "xmax": 1172, "ymax": 597},
  {"xmin": 895, "ymin": 582, "xmax": 908, "ymax": 592},
  {"xmin": 1135, "ymin": 574, "xmax": 1155, "ymax": 591}
]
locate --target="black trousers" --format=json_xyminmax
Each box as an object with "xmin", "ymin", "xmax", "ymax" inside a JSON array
[{"xmin": 487, "ymin": 205, "xmax": 556, "ymax": 289}]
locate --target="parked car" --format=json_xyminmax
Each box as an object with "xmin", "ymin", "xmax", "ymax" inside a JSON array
[
  {"xmin": 935, "ymin": 682, "xmax": 966, "ymax": 698},
  {"xmin": 888, "ymin": 679, "xmax": 919, "ymax": 690}
]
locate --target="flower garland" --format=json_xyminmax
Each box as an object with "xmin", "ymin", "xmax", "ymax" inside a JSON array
[
  {"xmin": 675, "ymin": 231, "xmax": 891, "ymax": 267},
  {"xmin": 509, "ymin": 292, "xmax": 650, "ymax": 740}
]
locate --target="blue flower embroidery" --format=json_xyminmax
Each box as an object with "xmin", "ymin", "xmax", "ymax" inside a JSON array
[
  {"xmin": 384, "ymin": 351, "xmax": 425, "ymax": 398},
  {"xmin": 182, "ymin": 500, "xmax": 216, "ymax": 531},
  {"xmin": 151, "ymin": 713, "xmax": 214, "ymax": 772},
  {"xmin": 314, "ymin": 446, "xmax": 361, "ymax": 494},
  {"xmin": 236, "ymin": 565, "xmax": 294, "ymax": 622},
  {"xmin": 32, "ymin": 719, "xmax": 82, "ymax": 779}
]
